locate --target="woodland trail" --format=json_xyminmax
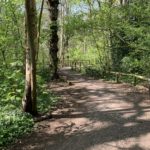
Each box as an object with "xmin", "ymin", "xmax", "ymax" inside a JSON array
[{"xmin": 11, "ymin": 68, "xmax": 150, "ymax": 150}]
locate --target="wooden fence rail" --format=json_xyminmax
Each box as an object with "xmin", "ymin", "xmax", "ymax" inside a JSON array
[
  {"xmin": 63, "ymin": 60, "xmax": 150, "ymax": 95},
  {"xmin": 63, "ymin": 60, "xmax": 91, "ymax": 71}
]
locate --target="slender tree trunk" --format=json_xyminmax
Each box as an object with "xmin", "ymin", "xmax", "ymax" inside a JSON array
[
  {"xmin": 96, "ymin": 0, "xmax": 101, "ymax": 8},
  {"xmin": 47, "ymin": 0, "xmax": 59, "ymax": 80},
  {"xmin": 120, "ymin": 0, "xmax": 123, "ymax": 5},
  {"xmin": 36, "ymin": 0, "xmax": 45, "ymax": 61},
  {"xmin": 62, "ymin": 0, "xmax": 70, "ymax": 65},
  {"xmin": 22, "ymin": 0, "xmax": 38, "ymax": 116},
  {"xmin": 59, "ymin": 2, "xmax": 64, "ymax": 65}
]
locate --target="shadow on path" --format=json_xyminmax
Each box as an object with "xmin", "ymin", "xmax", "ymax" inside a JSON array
[{"xmin": 11, "ymin": 68, "xmax": 150, "ymax": 150}]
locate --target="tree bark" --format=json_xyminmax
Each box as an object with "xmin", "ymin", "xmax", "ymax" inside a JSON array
[
  {"xmin": 22, "ymin": 0, "xmax": 38, "ymax": 116},
  {"xmin": 36, "ymin": 0, "xmax": 45, "ymax": 61},
  {"xmin": 47, "ymin": 0, "xmax": 59, "ymax": 80},
  {"xmin": 59, "ymin": 2, "xmax": 64, "ymax": 65}
]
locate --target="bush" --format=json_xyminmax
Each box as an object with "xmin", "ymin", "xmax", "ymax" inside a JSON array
[
  {"xmin": 0, "ymin": 65, "xmax": 58, "ymax": 148},
  {"xmin": 0, "ymin": 110, "xmax": 34, "ymax": 147},
  {"xmin": 121, "ymin": 57, "xmax": 144, "ymax": 74},
  {"xmin": 84, "ymin": 65, "xmax": 107, "ymax": 79}
]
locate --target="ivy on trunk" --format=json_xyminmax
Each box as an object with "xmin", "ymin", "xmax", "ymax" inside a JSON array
[{"xmin": 47, "ymin": 0, "xmax": 59, "ymax": 80}]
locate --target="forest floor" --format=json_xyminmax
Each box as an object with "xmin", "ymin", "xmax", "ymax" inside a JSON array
[{"xmin": 10, "ymin": 67, "xmax": 150, "ymax": 150}]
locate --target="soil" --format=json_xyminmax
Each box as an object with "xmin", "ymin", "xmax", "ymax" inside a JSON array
[{"xmin": 10, "ymin": 68, "xmax": 150, "ymax": 150}]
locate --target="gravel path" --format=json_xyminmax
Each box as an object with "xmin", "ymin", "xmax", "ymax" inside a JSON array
[{"xmin": 11, "ymin": 68, "xmax": 150, "ymax": 150}]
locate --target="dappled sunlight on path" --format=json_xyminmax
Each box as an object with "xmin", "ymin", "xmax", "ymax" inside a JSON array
[{"xmin": 11, "ymin": 68, "xmax": 150, "ymax": 150}]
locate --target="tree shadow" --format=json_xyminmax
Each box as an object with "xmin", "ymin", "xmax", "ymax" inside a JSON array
[{"xmin": 10, "ymin": 69, "xmax": 150, "ymax": 150}]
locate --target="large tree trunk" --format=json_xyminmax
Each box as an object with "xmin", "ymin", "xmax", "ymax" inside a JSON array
[
  {"xmin": 47, "ymin": 0, "xmax": 59, "ymax": 80},
  {"xmin": 22, "ymin": 0, "xmax": 38, "ymax": 116}
]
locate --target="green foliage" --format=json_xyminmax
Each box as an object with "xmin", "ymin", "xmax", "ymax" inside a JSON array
[
  {"xmin": 84, "ymin": 66, "xmax": 103, "ymax": 79},
  {"xmin": 0, "ymin": 0, "xmax": 59, "ymax": 147},
  {"xmin": 0, "ymin": 0, "xmax": 149, "ymax": 148},
  {"xmin": 66, "ymin": 0, "xmax": 150, "ymax": 76},
  {"xmin": 38, "ymin": 90, "xmax": 58, "ymax": 113},
  {"xmin": 37, "ymin": 67, "xmax": 59, "ymax": 113},
  {"xmin": 121, "ymin": 57, "xmax": 143, "ymax": 74},
  {"xmin": 83, "ymin": 65, "xmax": 142, "ymax": 85},
  {"xmin": 0, "ymin": 1, "xmax": 24, "ymax": 65},
  {"xmin": 0, "ymin": 65, "xmax": 28, "ymax": 148},
  {"xmin": 0, "ymin": 110, "xmax": 33, "ymax": 148},
  {"xmin": 0, "ymin": 65, "xmax": 58, "ymax": 148},
  {"xmin": 0, "ymin": 66, "xmax": 24, "ymax": 110}
]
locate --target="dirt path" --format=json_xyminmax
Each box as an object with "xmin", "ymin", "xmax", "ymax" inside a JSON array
[{"xmin": 11, "ymin": 68, "xmax": 150, "ymax": 150}]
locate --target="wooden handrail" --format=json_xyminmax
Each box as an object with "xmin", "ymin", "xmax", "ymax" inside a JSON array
[
  {"xmin": 63, "ymin": 59, "xmax": 150, "ymax": 84},
  {"xmin": 63, "ymin": 60, "xmax": 150, "ymax": 96},
  {"xmin": 110, "ymin": 71, "xmax": 149, "ymax": 81}
]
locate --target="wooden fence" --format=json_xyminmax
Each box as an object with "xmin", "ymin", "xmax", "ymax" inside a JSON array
[
  {"xmin": 63, "ymin": 60, "xmax": 91, "ymax": 71},
  {"xmin": 63, "ymin": 60, "xmax": 150, "ymax": 95}
]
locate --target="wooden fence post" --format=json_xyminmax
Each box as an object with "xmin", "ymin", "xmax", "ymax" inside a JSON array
[
  {"xmin": 79, "ymin": 62, "xmax": 81, "ymax": 71},
  {"xmin": 70, "ymin": 61, "xmax": 72, "ymax": 69},
  {"xmin": 75, "ymin": 62, "xmax": 77, "ymax": 70},
  {"xmin": 71, "ymin": 61, "xmax": 74, "ymax": 70},
  {"xmin": 116, "ymin": 73, "xmax": 119, "ymax": 83},
  {"xmin": 133, "ymin": 76, "xmax": 137, "ymax": 86}
]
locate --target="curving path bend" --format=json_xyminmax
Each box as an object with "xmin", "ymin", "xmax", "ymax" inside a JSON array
[{"xmin": 11, "ymin": 68, "xmax": 150, "ymax": 150}]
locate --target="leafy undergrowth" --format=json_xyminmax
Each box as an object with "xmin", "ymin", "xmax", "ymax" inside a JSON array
[
  {"xmin": 0, "ymin": 65, "xmax": 58, "ymax": 148},
  {"xmin": 37, "ymin": 75, "xmax": 59, "ymax": 113},
  {"xmin": 0, "ymin": 110, "xmax": 34, "ymax": 148},
  {"xmin": 82, "ymin": 66, "xmax": 143, "ymax": 85},
  {"xmin": 83, "ymin": 66, "xmax": 104, "ymax": 79}
]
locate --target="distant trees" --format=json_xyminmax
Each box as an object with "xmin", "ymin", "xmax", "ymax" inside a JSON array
[
  {"xmin": 0, "ymin": 1, "xmax": 24, "ymax": 68},
  {"xmin": 22, "ymin": 0, "xmax": 38, "ymax": 115},
  {"xmin": 59, "ymin": 0, "xmax": 70, "ymax": 66},
  {"xmin": 64, "ymin": 0, "xmax": 150, "ymax": 76}
]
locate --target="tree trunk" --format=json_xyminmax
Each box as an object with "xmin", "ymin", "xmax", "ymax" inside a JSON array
[
  {"xmin": 59, "ymin": 2, "xmax": 64, "ymax": 65},
  {"xmin": 22, "ymin": 0, "xmax": 38, "ymax": 116},
  {"xmin": 62, "ymin": 0, "xmax": 70, "ymax": 66},
  {"xmin": 47, "ymin": 0, "xmax": 59, "ymax": 80},
  {"xmin": 36, "ymin": 0, "xmax": 45, "ymax": 61}
]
